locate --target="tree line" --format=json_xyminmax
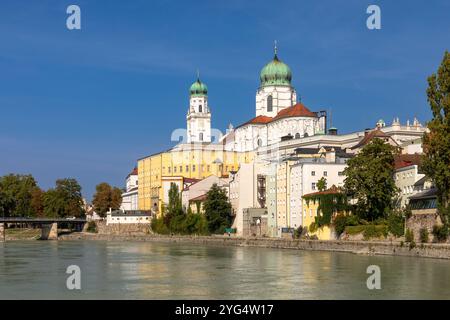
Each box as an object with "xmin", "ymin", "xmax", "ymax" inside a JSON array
[
  {"xmin": 0, "ymin": 174, "xmax": 123, "ymax": 218},
  {"xmin": 0, "ymin": 175, "xmax": 84, "ymax": 218}
]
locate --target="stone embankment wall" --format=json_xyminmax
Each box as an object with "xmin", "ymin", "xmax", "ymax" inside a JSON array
[
  {"xmin": 60, "ymin": 233, "xmax": 450, "ymax": 260},
  {"xmin": 96, "ymin": 221, "xmax": 151, "ymax": 236},
  {"xmin": 406, "ymin": 213, "xmax": 443, "ymax": 243}
]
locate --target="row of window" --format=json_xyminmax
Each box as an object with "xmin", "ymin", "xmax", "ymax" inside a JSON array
[
  {"xmin": 310, "ymin": 171, "xmax": 344, "ymax": 176},
  {"xmin": 164, "ymin": 164, "xmax": 236, "ymax": 174}
]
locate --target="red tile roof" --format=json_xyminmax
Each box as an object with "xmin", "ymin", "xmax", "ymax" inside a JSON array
[
  {"xmin": 237, "ymin": 103, "xmax": 317, "ymax": 128},
  {"xmin": 271, "ymin": 102, "xmax": 317, "ymax": 121},
  {"xmin": 303, "ymin": 185, "xmax": 342, "ymax": 198},
  {"xmin": 127, "ymin": 167, "xmax": 138, "ymax": 177},
  {"xmin": 394, "ymin": 154, "xmax": 422, "ymax": 169},
  {"xmin": 238, "ymin": 115, "xmax": 273, "ymax": 128}
]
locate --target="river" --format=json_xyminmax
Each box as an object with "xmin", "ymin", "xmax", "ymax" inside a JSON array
[{"xmin": 0, "ymin": 240, "xmax": 449, "ymax": 299}]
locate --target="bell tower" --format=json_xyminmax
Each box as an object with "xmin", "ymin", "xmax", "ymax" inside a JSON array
[{"xmin": 187, "ymin": 73, "xmax": 211, "ymax": 143}]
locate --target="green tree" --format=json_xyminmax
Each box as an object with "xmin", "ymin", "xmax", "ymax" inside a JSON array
[
  {"xmin": 0, "ymin": 174, "xmax": 38, "ymax": 217},
  {"xmin": 92, "ymin": 182, "xmax": 122, "ymax": 217},
  {"xmin": 343, "ymin": 138, "xmax": 399, "ymax": 221},
  {"xmin": 43, "ymin": 178, "xmax": 84, "ymax": 218},
  {"xmin": 30, "ymin": 188, "xmax": 45, "ymax": 217},
  {"xmin": 164, "ymin": 183, "xmax": 183, "ymax": 226},
  {"xmin": 422, "ymin": 51, "xmax": 450, "ymax": 225},
  {"xmin": 317, "ymin": 177, "xmax": 327, "ymax": 191},
  {"xmin": 203, "ymin": 183, "xmax": 232, "ymax": 234}
]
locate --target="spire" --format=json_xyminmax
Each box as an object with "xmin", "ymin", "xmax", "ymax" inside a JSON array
[
  {"xmin": 274, "ymin": 40, "xmax": 278, "ymax": 60},
  {"xmin": 196, "ymin": 69, "xmax": 200, "ymax": 82}
]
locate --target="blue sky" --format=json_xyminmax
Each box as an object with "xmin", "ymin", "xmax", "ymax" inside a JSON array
[{"xmin": 0, "ymin": 0, "xmax": 449, "ymax": 200}]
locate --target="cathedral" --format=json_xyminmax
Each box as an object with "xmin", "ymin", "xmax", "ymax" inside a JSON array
[{"xmin": 185, "ymin": 46, "xmax": 327, "ymax": 153}]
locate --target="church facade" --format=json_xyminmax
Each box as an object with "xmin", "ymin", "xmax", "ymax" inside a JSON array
[{"xmin": 225, "ymin": 49, "xmax": 327, "ymax": 152}]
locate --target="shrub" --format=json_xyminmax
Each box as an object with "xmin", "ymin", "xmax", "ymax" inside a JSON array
[
  {"xmin": 333, "ymin": 214, "xmax": 357, "ymax": 236},
  {"xmin": 387, "ymin": 211, "xmax": 405, "ymax": 237},
  {"xmin": 294, "ymin": 226, "xmax": 303, "ymax": 239},
  {"xmin": 151, "ymin": 217, "xmax": 170, "ymax": 235},
  {"xmin": 405, "ymin": 228, "xmax": 414, "ymax": 243},
  {"xmin": 309, "ymin": 222, "xmax": 318, "ymax": 233},
  {"xmin": 432, "ymin": 225, "xmax": 449, "ymax": 242},
  {"xmin": 362, "ymin": 225, "xmax": 388, "ymax": 240},
  {"xmin": 419, "ymin": 228, "xmax": 429, "ymax": 243},
  {"xmin": 409, "ymin": 240, "xmax": 416, "ymax": 250},
  {"xmin": 86, "ymin": 221, "xmax": 97, "ymax": 233}
]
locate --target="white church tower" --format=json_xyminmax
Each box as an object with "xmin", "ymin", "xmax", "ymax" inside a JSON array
[
  {"xmin": 186, "ymin": 75, "xmax": 211, "ymax": 143},
  {"xmin": 255, "ymin": 42, "xmax": 297, "ymax": 117}
]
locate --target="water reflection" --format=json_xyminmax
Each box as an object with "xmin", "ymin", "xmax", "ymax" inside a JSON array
[{"xmin": 1, "ymin": 241, "xmax": 450, "ymax": 299}]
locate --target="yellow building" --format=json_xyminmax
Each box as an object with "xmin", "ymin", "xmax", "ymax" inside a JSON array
[
  {"xmin": 138, "ymin": 144, "xmax": 253, "ymax": 216},
  {"xmin": 302, "ymin": 185, "xmax": 347, "ymax": 240}
]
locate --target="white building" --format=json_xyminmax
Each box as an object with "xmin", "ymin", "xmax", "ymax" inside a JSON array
[
  {"xmin": 393, "ymin": 154, "xmax": 424, "ymax": 208},
  {"xmin": 106, "ymin": 209, "xmax": 152, "ymax": 225},
  {"xmin": 120, "ymin": 168, "xmax": 139, "ymax": 211}
]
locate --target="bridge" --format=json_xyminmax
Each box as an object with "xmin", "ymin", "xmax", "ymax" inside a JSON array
[{"xmin": 0, "ymin": 217, "xmax": 87, "ymax": 241}]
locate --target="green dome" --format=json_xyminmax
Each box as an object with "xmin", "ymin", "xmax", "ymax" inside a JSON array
[
  {"xmin": 260, "ymin": 54, "xmax": 292, "ymax": 87},
  {"xmin": 190, "ymin": 78, "xmax": 208, "ymax": 96}
]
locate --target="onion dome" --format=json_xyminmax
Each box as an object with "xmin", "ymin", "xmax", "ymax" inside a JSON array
[
  {"xmin": 189, "ymin": 77, "xmax": 208, "ymax": 96},
  {"xmin": 260, "ymin": 46, "xmax": 292, "ymax": 87}
]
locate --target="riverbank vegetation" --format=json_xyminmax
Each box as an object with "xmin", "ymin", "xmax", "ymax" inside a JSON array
[
  {"xmin": 151, "ymin": 183, "xmax": 231, "ymax": 235},
  {"xmin": 92, "ymin": 183, "xmax": 122, "ymax": 217},
  {"xmin": 306, "ymin": 138, "xmax": 407, "ymax": 240},
  {"xmin": 0, "ymin": 174, "xmax": 85, "ymax": 218},
  {"xmin": 422, "ymin": 51, "xmax": 450, "ymax": 235}
]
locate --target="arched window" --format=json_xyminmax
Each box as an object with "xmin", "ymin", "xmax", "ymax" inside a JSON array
[
  {"xmin": 199, "ymin": 105, "xmax": 202, "ymax": 112},
  {"xmin": 199, "ymin": 133, "xmax": 203, "ymax": 141},
  {"xmin": 304, "ymin": 132, "xmax": 309, "ymax": 137},
  {"xmin": 257, "ymin": 138, "xmax": 263, "ymax": 147},
  {"xmin": 267, "ymin": 95, "xmax": 273, "ymax": 112},
  {"xmin": 295, "ymin": 133, "xmax": 300, "ymax": 139}
]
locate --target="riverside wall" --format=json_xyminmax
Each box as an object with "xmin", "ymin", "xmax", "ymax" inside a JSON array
[{"xmin": 59, "ymin": 232, "xmax": 450, "ymax": 260}]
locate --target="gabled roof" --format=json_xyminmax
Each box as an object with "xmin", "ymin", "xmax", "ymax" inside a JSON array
[
  {"xmin": 271, "ymin": 102, "xmax": 317, "ymax": 121},
  {"xmin": 351, "ymin": 129, "xmax": 395, "ymax": 150}
]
